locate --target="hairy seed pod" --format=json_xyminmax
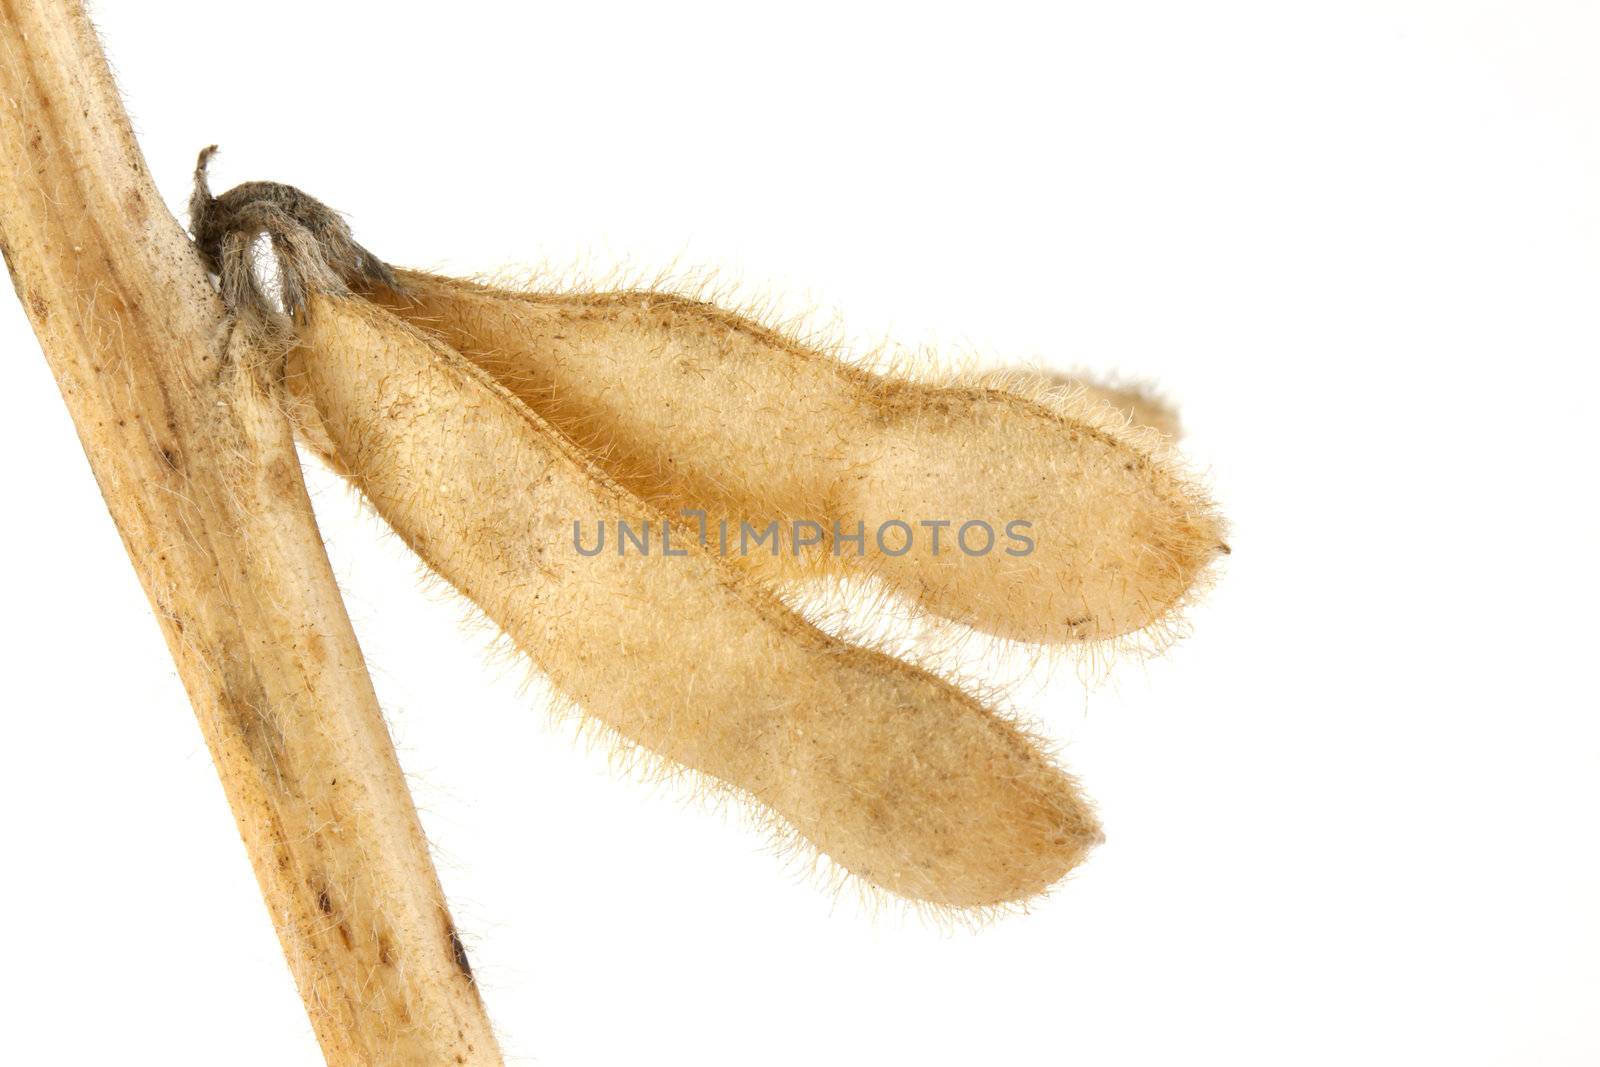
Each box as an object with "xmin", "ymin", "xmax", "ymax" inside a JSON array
[
  {"xmin": 285, "ymin": 295, "xmax": 1101, "ymax": 909},
  {"xmin": 367, "ymin": 272, "xmax": 1226, "ymax": 645}
]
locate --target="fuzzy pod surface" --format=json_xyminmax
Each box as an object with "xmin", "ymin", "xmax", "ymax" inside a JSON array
[{"xmin": 367, "ymin": 272, "xmax": 1227, "ymax": 645}]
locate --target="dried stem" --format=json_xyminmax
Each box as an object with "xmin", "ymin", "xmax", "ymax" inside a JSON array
[{"xmin": 0, "ymin": 1, "xmax": 500, "ymax": 1061}]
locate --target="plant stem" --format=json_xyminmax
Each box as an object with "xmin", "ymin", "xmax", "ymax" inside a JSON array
[{"xmin": 0, "ymin": 2, "xmax": 502, "ymax": 1061}]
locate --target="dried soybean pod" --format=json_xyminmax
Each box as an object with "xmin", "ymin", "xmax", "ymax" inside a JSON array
[
  {"xmin": 366, "ymin": 271, "xmax": 1225, "ymax": 646},
  {"xmin": 285, "ymin": 294, "xmax": 1100, "ymax": 909}
]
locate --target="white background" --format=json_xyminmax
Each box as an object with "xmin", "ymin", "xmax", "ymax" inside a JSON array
[{"xmin": 2, "ymin": 2, "xmax": 1596, "ymax": 1063}]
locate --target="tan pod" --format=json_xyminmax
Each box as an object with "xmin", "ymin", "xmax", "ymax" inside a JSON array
[{"xmin": 369, "ymin": 272, "xmax": 1226, "ymax": 645}]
